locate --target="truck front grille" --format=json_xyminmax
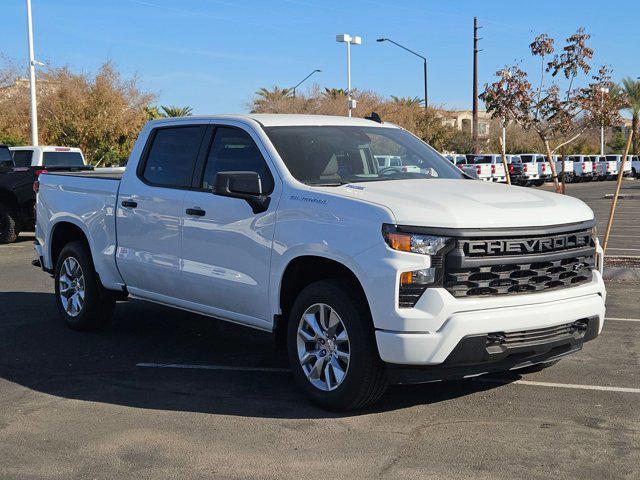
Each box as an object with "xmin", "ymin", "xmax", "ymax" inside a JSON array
[
  {"xmin": 442, "ymin": 226, "xmax": 596, "ymax": 299},
  {"xmin": 444, "ymin": 255, "xmax": 594, "ymax": 298}
]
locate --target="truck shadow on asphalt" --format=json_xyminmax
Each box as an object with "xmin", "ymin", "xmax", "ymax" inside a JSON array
[{"xmin": 0, "ymin": 291, "xmax": 512, "ymax": 418}]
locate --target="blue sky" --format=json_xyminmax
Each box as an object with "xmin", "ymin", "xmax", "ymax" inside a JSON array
[{"xmin": 3, "ymin": 0, "xmax": 639, "ymax": 114}]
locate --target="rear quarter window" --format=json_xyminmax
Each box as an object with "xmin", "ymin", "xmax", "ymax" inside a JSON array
[{"xmin": 42, "ymin": 151, "xmax": 85, "ymax": 167}]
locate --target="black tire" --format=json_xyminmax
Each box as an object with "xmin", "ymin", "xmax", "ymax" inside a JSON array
[
  {"xmin": 286, "ymin": 279, "xmax": 388, "ymax": 411},
  {"xmin": 515, "ymin": 359, "xmax": 560, "ymax": 374},
  {"xmin": 0, "ymin": 203, "xmax": 18, "ymax": 244},
  {"xmin": 533, "ymin": 180, "xmax": 544, "ymax": 187},
  {"xmin": 54, "ymin": 241, "xmax": 115, "ymax": 331}
]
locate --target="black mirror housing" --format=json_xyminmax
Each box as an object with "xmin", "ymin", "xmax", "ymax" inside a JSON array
[{"xmin": 214, "ymin": 171, "xmax": 270, "ymax": 214}]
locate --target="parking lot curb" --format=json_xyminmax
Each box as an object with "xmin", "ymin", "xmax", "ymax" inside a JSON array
[{"xmin": 603, "ymin": 266, "xmax": 640, "ymax": 281}]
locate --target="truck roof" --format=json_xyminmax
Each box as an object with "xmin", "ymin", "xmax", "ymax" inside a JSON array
[
  {"xmin": 146, "ymin": 114, "xmax": 397, "ymax": 128},
  {"xmin": 9, "ymin": 145, "xmax": 83, "ymax": 152}
]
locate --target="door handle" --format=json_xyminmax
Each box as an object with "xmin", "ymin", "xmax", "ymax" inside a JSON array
[
  {"xmin": 186, "ymin": 207, "xmax": 206, "ymax": 217},
  {"xmin": 121, "ymin": 199, "xmax": 137, "ymax": 208}
]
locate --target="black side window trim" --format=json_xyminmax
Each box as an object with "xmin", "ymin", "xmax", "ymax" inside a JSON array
[
  {"xmin": 194, "ymin": 125, "xmax": 275, "ymax": 195},
  {"xmin": 136, "ymin": 124, "xmax": 208, "ymax": 190}
]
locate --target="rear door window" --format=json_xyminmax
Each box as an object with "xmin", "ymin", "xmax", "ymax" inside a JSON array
[
  {"xmin": 42, "ymin": 151, "xmax": 84, "ymax": 167},
  {"xmin": 141, "ymin": 125, "xmax": 207, "ymax": 188},
  {"xmin": 11, "ymin": 150, "xmax": 33, "ymax": 167}
]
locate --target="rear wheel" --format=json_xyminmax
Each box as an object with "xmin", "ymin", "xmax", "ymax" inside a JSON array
[
  {"xmin": 0, "ymin": 203, "xmax": 18, "ymax": 244},
  {"xmin": 533, "ymin": 179, "xmax": 544, "ymax": 187},
  {"xmin": 287, "ymin": 279, "xmax": 388, "ymax": 411},
  {"xmin": 54, "ymin": 241, "xmax": 115, "ymax": 331}
]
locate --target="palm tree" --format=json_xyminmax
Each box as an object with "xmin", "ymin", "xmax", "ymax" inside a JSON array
[
  {"xmin": 255, "ymin": 87, "xmax": 293, "ymax": 101},
  {"xmin": 620, "ymin": 77, "xmax": 640, "ymax": 154},
  {"xmin": 390, "ymin": 95, "xmax": 424, "ymax": 107},
  {"xmin": 160, "ymin": 105, "xmax": 193, "ymax": 117},
  {"xmin": 322, "ymin": 87, "xmax": 347, "ymax": 99}
]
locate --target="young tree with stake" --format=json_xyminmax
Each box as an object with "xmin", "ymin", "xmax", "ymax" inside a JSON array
[{"xmin": 480, "ymin": 29, "xmax": 625, "ymax": 193}]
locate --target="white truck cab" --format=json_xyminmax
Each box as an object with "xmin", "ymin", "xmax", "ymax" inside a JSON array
[
  {"xmin": 34, "ymin": 114, "xmax": 606, "ymax": 410},
  {"xmin": 9, "ymin": 146, "xmax": 86, "ymax": 168},
  {"xmin": 604, "ymin": 154, "xmax": 631, "ymax": 178},
  {"xmin": 568, "ymin": 155, "xmax": 595, "ymax": 182},
  {"xmin": 519, "ymin": 154, "xmax": 549, "ymax": 186},
  {"xmin": 468, "ymin": 154, "xmax": 506, "ymax": 183}
]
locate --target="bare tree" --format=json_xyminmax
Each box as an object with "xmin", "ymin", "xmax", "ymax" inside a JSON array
[{"xmin": 480, "ymin": 29, "xmax": 625, "ymax": 193}]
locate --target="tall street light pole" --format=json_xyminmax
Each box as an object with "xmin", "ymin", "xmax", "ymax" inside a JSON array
[
  {"xmin": 292, "ymin": 69, "xmax": 321, "ymax": 98},
  {"xmin": 26, "ymin": 0, "xmax": 41, "ymax": 146},
  {"xmin": 336, "ymin": 34, "xmax": 361, "ymax": 117},
  {"xmin": 600, "ymin": 86, "xmax": 609, "ymax": 156},
  {"xmin": 376, "ymin": 38, "xmax": 428, "ymax": 112}
]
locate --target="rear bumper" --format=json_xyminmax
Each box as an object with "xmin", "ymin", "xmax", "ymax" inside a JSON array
[{"xmin": 386, "ymin": 316, "xmax": 599, "ymax": 384}]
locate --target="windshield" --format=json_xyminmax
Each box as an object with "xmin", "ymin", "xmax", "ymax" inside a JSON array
[
  {"xmin": 0, "ymin": 147, "xmax": 13, "ymax": 164},
  {"xmin": 42, "ymin": 151, "xmax": 84, "ymax": 167},
  {"xmin": 264, "ymin": 126, "xmax": 464, "ymax": 185}
]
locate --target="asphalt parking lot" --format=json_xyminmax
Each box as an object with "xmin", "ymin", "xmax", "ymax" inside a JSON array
[
  {"xmin": 0, "ymin": 182, "xmax": 639, "ymax": 480},
  {"xmin": 537, "ymin": 178, "xmax": 640, "ymax": 257}
]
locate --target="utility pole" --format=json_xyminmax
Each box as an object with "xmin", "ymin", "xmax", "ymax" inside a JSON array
[
  {"xmin": 26, "ymin": 0, "xmax": 39, "ymax": 146},
  {"xmin": 472, "ymin": 17, "xmax": 480, "ymax": 154}
]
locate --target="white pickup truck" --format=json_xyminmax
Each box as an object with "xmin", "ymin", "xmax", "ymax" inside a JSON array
[
  {"xmin": 467, "ymin": 154, "xmax": 507, "ymax": 183},
  {"xmin": 35, "ymin": 114, "xmax": 606, "ymax": 410},
  {"xmin": 10, "ymin": 145, "xmax": 86, "ymax": 168}
]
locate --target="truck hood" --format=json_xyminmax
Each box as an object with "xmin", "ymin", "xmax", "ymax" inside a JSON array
[{"xmin": 319, "ymin": 179, "xmax": 594, "ymax": 229}]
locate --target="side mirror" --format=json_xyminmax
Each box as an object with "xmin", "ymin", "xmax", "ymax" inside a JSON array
[{"xmin": 214, "ymin": 171, "xmax": 270, "ymax": 214}]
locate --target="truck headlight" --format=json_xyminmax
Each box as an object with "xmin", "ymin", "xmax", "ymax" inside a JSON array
[
  {"xmin": 383, "ymin": 225, "xmax": 452, "ymax": 307},
  {"xmin": 382, "ymin": 225, "xmax": 450, "ymax": 256}
]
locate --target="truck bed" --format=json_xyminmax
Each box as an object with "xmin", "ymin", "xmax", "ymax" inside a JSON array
[{"xmin": 48, "ymin": 169, "xmax": 124, "ymax": 181}]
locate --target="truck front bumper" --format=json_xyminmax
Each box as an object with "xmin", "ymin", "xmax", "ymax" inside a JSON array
[
  {"xmin": 385, "ymin": 315, "xmax": 599, "ymax": 384},
  {"xmin": 375, "ymin": 288, "xmax": 605, "ymax": 368}
]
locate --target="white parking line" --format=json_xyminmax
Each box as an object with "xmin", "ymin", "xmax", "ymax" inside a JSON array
[
  {"xmin": 136, "ymin": 362, "xmax": 289, "ymax": 372},
  {"xmin": 606, "ymin": 317, "xmax": 640, "ymax": 323},
  {"xmin": 478, "ymin": 378, "xmax": 640, "ymax": 394}
]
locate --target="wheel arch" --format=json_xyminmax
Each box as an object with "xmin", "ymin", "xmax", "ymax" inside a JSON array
[
  {"xmin": 49, "ymin": 220, "xmax": 91, "ymax": 271},
  {"xmin": 275, "ymin": 254, "xmax": 371, "ymax": 349}
]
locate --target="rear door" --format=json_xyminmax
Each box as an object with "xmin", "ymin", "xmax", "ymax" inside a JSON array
[
  {"xmin": 179, "ymin": 124, "xmax": 280, "ymax": 329},
  {"xmin": 115, "ymin": 122, "xmax": 208, "ymax": 299}
]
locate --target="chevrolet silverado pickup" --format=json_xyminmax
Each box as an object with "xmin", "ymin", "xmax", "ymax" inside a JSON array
[{"xmin": 35, "ymin": 115, "xmax": 606, "ymax": 410}]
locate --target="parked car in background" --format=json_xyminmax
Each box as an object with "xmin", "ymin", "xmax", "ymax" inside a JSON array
[
  {"xmin": 555, "ymin": 155, "xmax": 575, "ymax": 183},
  {"xmin": 604, "ymin": 154, "xmax": 632, "ymax": 178},
  {"xmin": 631, "ymin": 155, "xmax": 640, "ymax": 178},
  {"xmin": 34, "ymin": 114, "xmax": 606, "ymax": 410},
  {"xmin": 598, "ymin": 155, "xmax": 619, "ymax": 180},
  {"xmin": 444, "ymin": 154, "xmax": 468, "ymax": 171},
  {"xmin": 0, "ymin": 145, "xmax": 92, "ymax": 243},
  {"xmin": 505, "ymin": 155, "xmax": 527, "ymax": 186},
  {"xmin": 520, "ymin": 154, "xmax": 549, "ymax": 186},
  {"xmin": 374, "ymin": 155, "xmax": 421, "ymax": 173},
  {"xmin": 567, "ymin": 155, "xmax": 594, "ymax": 182},
  {"xmin": 10, "ymin": 146, "xmax": 86, "ymax": 168},
  {"xmin": 588, "ymin": 156, "xmax": 601, "ymax": 180},
  {"xmin": 470, "ymin": 154, "xmax": 507, "ymax": 183}
]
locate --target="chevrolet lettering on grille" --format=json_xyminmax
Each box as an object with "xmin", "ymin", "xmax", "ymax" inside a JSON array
[{"xmin": 464, "ymin": 232, "xmax": 591, "ymax": 256}]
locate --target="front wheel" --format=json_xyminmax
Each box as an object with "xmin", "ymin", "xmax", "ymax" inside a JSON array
[
  {"xmin": 54, "ymin": 241, "xmax": 115, "ymax": 331},
  {"xmin": 287, "ymin": 279, "xmax": 388, "ymax": 411}
]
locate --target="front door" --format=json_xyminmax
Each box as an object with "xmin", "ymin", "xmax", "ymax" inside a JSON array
[{"xmin": 180, "ymin": 125, "xmax": 279, "ymax": 330}]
